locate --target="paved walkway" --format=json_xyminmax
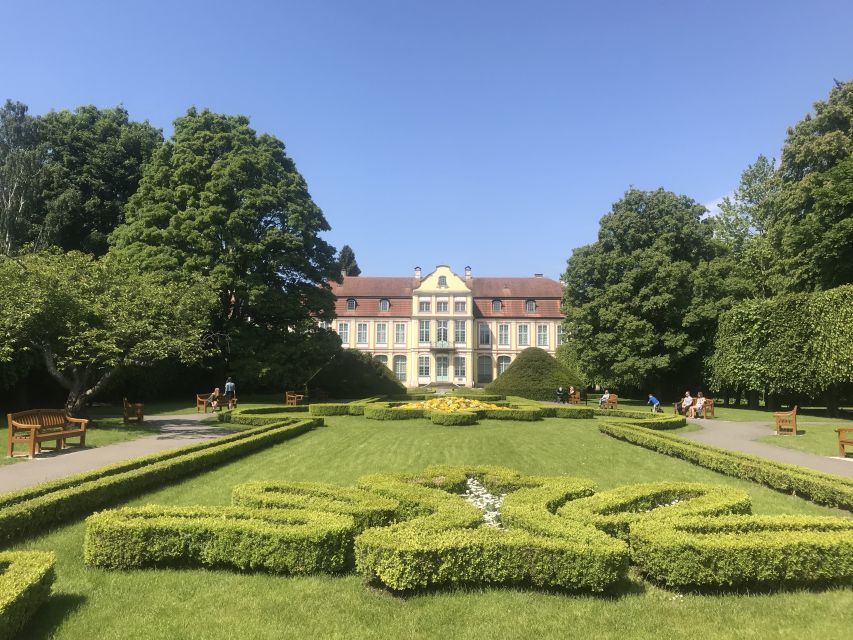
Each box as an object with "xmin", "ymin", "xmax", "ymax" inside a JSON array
[
  {"xmin": 681, "ymin": 419, "xmax": 853, "ymax": 479},
  {"xmin": 0, "ymin": 414, "xmax": 232, "ymax": 494}
]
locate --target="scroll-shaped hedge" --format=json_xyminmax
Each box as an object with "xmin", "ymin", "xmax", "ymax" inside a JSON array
[
  {"xmin": 354, "ymin": 470, "xmax": 629, "ymax": 592},
  {"xmin": 0, "ymin": 551, "xmax": 56, "ymax": 640},
  {"xmin": 219, "ymin": 406, "xmax": 309, "ymax": 425},
  {"xmin": 84, "ymin": 505, "xmax": 355, "ymax": 573},
  {"xmin": 557, "ymin": 482, "xmax": 752, "ymax": 539},
  {"xmin": 231, "ymin": 481, "xmax": 398, "ymax": 530},
  {"xmin": 630, "ymin": 514, "xmax": 853, "ymax": 588}
]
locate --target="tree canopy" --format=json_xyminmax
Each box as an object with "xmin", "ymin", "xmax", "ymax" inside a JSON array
[
  {"xmin": 0, "ymin": 251, "xmax": 210, "ymax": 415},
  {"xmin": 337, "ymin": 244, "xmax": 361, "ymax": 276},
  {"xmin": 109, "ymin": 108, "xmax": 340, "ymax": 387}
]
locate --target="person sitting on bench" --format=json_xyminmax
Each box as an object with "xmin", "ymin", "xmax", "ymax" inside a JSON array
[{"xmin": 598, "ymin": 389, "xmax": 611, "ymax": 408}]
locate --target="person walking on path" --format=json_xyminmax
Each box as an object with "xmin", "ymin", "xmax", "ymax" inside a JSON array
[{"xmin": 224, "ymin": 377, "xmax": 236, "ymax": 410}]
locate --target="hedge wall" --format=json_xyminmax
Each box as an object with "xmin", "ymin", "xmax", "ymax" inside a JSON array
[
  {"xmin": 84, "ymin": 506, "xmax": 354, "ymax": 574},
  {"xmin": 0, "ymin": 551, "xmax": 55, "ymax": 640},
  {"xmin": 599, "ymin": 422, "xmax": 853, "ymax": 510},
  {"xmin": 485, "ymin": 347, "xmax": 582, "ymax": 401},
  {"xmin": 0, "ymin": 419, "xmax": 319, "ymax": 545},
  {"xmin": 219, "ymin": 405, "xmax": 309, "ymax": 425}
]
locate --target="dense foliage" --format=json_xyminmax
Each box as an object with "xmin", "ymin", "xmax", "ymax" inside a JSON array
[
  {"xmin": 307, "ymin": 349, "xmax": 406, "ymax": 399},
  {"xmin": 484, "ymin": 347, "xmax": 580, "ymax": 400},
  {"xmin": 337, "ymin": 244, "xmax": 361, "ymax": 276}
]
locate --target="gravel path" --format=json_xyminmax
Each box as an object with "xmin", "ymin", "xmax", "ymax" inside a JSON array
[
  {"xmin": 0, "ymin": 414, "xmax": 231, "ymax": 494},
  {"xmin": 680, "ymin": 418, "xmax": 853, "ymax": 479}
]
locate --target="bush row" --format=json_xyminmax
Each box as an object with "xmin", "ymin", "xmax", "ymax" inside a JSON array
[
  {"xmin": 556, "ymin": 482, "xmax": 752, "ymax": 539},
  {"xmin": 231, "ymin": 481, "xmax": 398, "ymax": 530},
  {"xmin": 363, "ymin": 405, "xmax": 425, "ymax": 420},
  {"xmin": 0, "ymin": 552, "xmax": 55, "ymax": 640},
  {"xmin": 599, "ymin": 423, "xmax": 853, "ymax": 511},
  {"xmin": 0, "ymin": 419, "xmax": 320, "ymax": 545},
  {"xmin": 84, "ymin": 506, "xmax": 354, "ymax": 574},
  {"xmin": 631, "ymin": 514, "xmax": 853, "ymax": 588},
  {"xmin": 219, "ymin": 406, "xmax": 309, "ymax": 425},
  {"xmin": 447, "ymin": 392, "xmax": 506, "ymax": 401},
  {"xmin": 429, "ymin": 411, "xmax": 478, "ymax": 426}
]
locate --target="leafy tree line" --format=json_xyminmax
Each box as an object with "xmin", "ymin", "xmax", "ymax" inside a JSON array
[
  {"xmin": 0, "ymin": 101, "xmax": 370, "ymax": 414},
  {"xmin": 561, "ymin": 79, "xmax": 853, "ymax": 404}
]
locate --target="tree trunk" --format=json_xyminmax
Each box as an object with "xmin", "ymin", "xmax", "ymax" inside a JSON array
[
  {"xmin": 825, "ymin": 386, "xmax": 840, "ymax": 418},
  {"xmin": 748, "ymin": 389, "xmax": 760, "ymax": 410},
  {"xmin": 39, "ymin": 345, "xmax": 118, "ymax": 417}
]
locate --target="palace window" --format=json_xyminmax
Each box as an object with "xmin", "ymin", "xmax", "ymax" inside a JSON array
[
  {"xmin": 419, "ymin": 320, "xmax": 430, "ymax": 343},
  {"xmin": 418, "ymin": 354, "xmax": 430, "ymax": 377},
  {"xmin": 374, "ymin": 354, "xmax": 388, "ymax": 367},
  {"xmin": 477, "ymin": 356, "xmax": 493, "ymax": 383},
  {"xmin": 497, "ymin": 355, "xmax": 511, "ymax": 375},
  {"xmin": 556, "ymin": 324, "xmax": 564, "ymax": 345},
  {"xmin": 436, "ymin": 320, "xmax": 448, "ymax": 343},
  {"xmin": 492, "ymin": 300, "xmax": 502, "ymax": 312},
  {"xmin": 537, "ymin": 324, "xmax": 548, "ymax": 346},
  {"xmin": 478, "ymin": 323, "xmax": 491, "ymax": 346},
  {"xmin": 498, "ymin": 323, "xmax": 510, "ymax": 346},
  {"xmin": 394, "ymin": 322, "xmax": 407, "ymax": 344},
  {"xmin": 438, "ymin": 275, "xmax": 448, "ymax": 287},
  {"xmin": 338, "ymin": 322, "xmax": 349, "ymax": 344},
  {"xmin": 454, "ymin": 355, "xmax": 466, "ymax": 377},
  {"xmin": 393, "ymin": 355, "xmax": 407, "ymax": 382},
  {"xmin": 517, "ymin": 324, "xmax": 529, "ymax": 347},
  {"xmin": 356, "ymin": 323, "xmax": 368, "ymax": 344},
  {"xmin": 526, "ymin": 300, "xmax": 536, "ymax": 313},
  {"xmin": 379, "ymin": 298, "xmax": 390, "ymax": 312},
  {"xmin": 437, "ymin": 300, "xmax": 448, "ymax": 313},
  {"xmin": 346, "ymin": 298, "xmax": 357, "ymax": 311},
  {"xmin": 454, "ymin": 320, "xmax": 466, "ymax": 344},
  {"xmin": 419, "ymin": 299, "xmax": 431, "ymax": 313},
  {"xmin": 376, "ymin": 322, "xmax": 387, "ymax": 345},
  {"xmin": 454, "ymin": 299, "xmax": 466, "ymax": 313}
]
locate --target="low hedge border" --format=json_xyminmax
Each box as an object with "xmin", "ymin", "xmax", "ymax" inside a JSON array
[
  {"xmin": 429, "ymin": 411, "xmax": 478, "ymax": 426},
  {"xmin": 83, "ymin": 506, "xmax": 354, "ymax": 574},
  {"xmin": 556, "ymin": 482, "xmax": 752, "ymax": 539},
  {"xmin": 599, "ymin": 423, "xmax": 853, "ymax": 511},
  {"xmin": 447, "ymin": 393, "xmax": 506, "ymax": 402},
  {"xmin": 630, "ymin": 514, "xmax": 853, "ymax": 588},
  {"xmin": 0, "ymin": 419, "xmax": 320, "ymax": 545},
  {"xmin": 231, "ymin": 481, "xmax": 398, "ymax": 530},
  {"xmin": 363, "ymin": 405, "xmax": 425, "ymax": 420},
  {"xmin": 0, "ymin": 551, "xmax": 55, "ymax": 640},
  {"xmin": 308, "ymin": 403, "xmax": 351, "ymax": 416},
  {"xmin": 219, "ymin": 406, "xmax": 309, "ymax": 425}
]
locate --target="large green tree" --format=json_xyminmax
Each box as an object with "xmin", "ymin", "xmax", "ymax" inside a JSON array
[
  {"xmin": 562, "ymin": 188, "xmax": 718, "ymax": 395},
  {"xmin": 337, "ymin": 244, "xmax": 361, "ymax": 276},
  {"xmin": 767, "ymin": 79, "xmax": 853, "ymax": 292},
  {"xmin": 110, "ymin": 108, "xmax": 339, "ymax": 387},
  {"xmin": 0, "ymin": 251, "xmax": 210, "ymax": 415}
]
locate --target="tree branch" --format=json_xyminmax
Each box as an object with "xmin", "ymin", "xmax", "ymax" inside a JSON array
[{"xmin": 40, "ymin": 344, "xmax": 73, "ymax": 389}]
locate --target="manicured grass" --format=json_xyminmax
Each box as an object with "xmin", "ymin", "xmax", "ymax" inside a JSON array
[
  {"xmin": 756, "ymin": 422, "xmax": 853, "ymax": 457},
  {"xmin": 9, "ymin": 415, "xmax": 852, "ymax": 639}
]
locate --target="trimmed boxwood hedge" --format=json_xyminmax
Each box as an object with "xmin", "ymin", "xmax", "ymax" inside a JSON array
[
  {"xmin": 0, "ymin": 419, "xmax": 319, "ymax": 545},
  {"xmin": 556, "ymin": 482, "xmax": 752, "ymax": 539},
  {"xmin": 84, "ymin": 506, "xmax": 355, "ymax": 574},
  {"xmin": 231, "ymin": 481, "xmax": 398, "ymax": 530},
  {"xmin": 630, "ymin": 514, "xmax": 853, "ymax": 588},
  {"xmin": 0, "ymin": 551, "xmax": 55, "ymax": 640},
  {"xmin": 308, "ymin": 403, "xmax": 351, "ymax": 416},
  {"xmin": 429, "ymin": 411, "xmax": 478, "ymax": 426},
  {"xmin": 599, "ymin": 422, "xmax": 853, "ymax": 511},
  {"xmin": 219, "ymin": 405, "xmax": 309, "ymax": 425},
  {"xmin": 363, "ymin": 405, "xmax": 425, "ymax": 420}
]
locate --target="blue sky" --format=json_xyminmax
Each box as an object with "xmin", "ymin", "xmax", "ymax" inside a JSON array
[{"xmin": 3, "ymin": 1, "xmax": 852, "ymax": 279}]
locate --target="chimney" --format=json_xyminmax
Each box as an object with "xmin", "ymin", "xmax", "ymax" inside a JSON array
[
  {"xmin": 534, "ymin": 273, "xmax": 543, "ymax": 278},
  {"xmin": 341, "ymin": 269, "xmax": 347, "ymax": 279},
  {"xmin": 414, "ymin": 266, "xmax": 422, "ymax": 280},
  {"xmin": 464, "ymin": 266, "xmax": 472, "ymax": 279}
]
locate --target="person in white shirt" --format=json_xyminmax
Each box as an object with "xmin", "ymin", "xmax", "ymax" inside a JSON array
[
  {"xmin": 599, "ymin": 389, "xmax": 611, "ymax": 408},
  {"xmin": 680, "ymin": 391, "xmax": 693, "ymax": 415},
  {"xmin": 689, "ymin": 392, "xmax": 706, "ymax": 418}
]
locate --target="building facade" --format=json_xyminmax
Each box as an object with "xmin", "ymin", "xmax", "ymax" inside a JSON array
[{"xmin": 328, "ymin": 265, "xmax": 564, "ymax": 387}]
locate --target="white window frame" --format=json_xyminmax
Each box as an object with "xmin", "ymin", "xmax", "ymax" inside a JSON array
[
  {"xmin": 526, "ymin": 300, "xmax": 536, "ymax": 313},
  {"xmin": 356, "ymin": 322, "xmax": 368, "ymax": 344},
  {"xmin": 379, "ymin": 298, "xmax": 390, "ymax": 312},
  {"xmin": 338, "ymin": 322, "xmax": 349, "ymax": 344},
  {"xmin": 454, "ymin": 299, "xmax": 466, "ymax": 313},
  {"xmin": 438, "ymin": 275, "xmax": 448, "ymax": 287},
  {"xmin": 418, "ymin": 354, "xmax": 430, "ymax": 377},
  {"xmin": 419, "ymin": 298, "xmax": 431, "ymax": 313},
  {"xmin": 436, "ymin": 300, "xmax": 448, "ymax": 313},
  {"xmin": 537, "ymin": 324, "xmax": 548, "ymax": 346},
  {"xmin": 419, "ymin": 319, "xmax": 430, "ymax": 343},
  {"xmin": 393, "ymin": 355, "xmax": 407, "ymax": 382},
  {"xmin": 477, "ymin": 356, "xmax": 493, "ymax": 383},
  {"xmin": 498, "ymin": 323, "xmax": 510, "ymax": 346},
  {"xmin": 394, "ymin": 322, "xmax": 407, "ymax": 345},
  {"xmin": 374, "ymin": 354, "xmax": 388, "ymax": 367},
  {"xmin": 454, "ymin": 355, "xmax": 466, "ymax": 377},
  {"xmin": 376, "ymin": 322, "xmax": 387, "ymax": 345},
  {"xmin": 556, "ymin": 324, "xmax": 564, "ymax": 345},
  {"xmin": 454, "ymin": 320, "xmax": 466, "ymax": 344},
  {"xmin": 492, "ymin": 299, "xmax": 502, "ymax": 312},
  {"xmin": 517, "ymin": 324, "xmax": 529, "ymax": 347},
  {"xmin": 346, "ymin": 298, "xmax": 356, "ymax": 311},
  {"xmin": 436, "ymin": 320, "xmax": 448, "ymax": 344},
  {"xmin": 478, "ymin": 323, "xmax": 491, "ymax": 346},
  {"xmin": 497, "ymin": 355, "xmax": 511, "ymax": 375}
]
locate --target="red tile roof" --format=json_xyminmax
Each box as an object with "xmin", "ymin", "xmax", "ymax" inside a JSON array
[
  {"xmin": 471, "ymin": 277, "xmax": 562, "ymax": 298},
  {"xmin": 330, "ymin": 277, "xmax": 420, "ymax": 298},
  {"xmin": 473, "ymin": 298, "xmax": 563, "ymax": 319}
]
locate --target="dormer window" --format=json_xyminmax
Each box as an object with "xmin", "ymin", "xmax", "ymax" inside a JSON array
[
  {"xmin": 379, "ymin": 298, "xmax": 390, "ymax": 312},
  {"xmin": 346, "ymin": 298, "xmax": 357, "ymax": 311},
  {"xmin": 492, "ymin": 300, "xmax": 502, "ymax": 312},
  {"xmin": 438, "ymin": 275, "xmax": 448, "ymax": 288},
  {"xmin": 526, "ymin": 300, "xmax": 536, "ymax": 313}
]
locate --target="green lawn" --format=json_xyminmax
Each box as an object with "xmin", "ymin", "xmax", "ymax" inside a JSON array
[
  {"xmin": 756, "ymin": 421, "xmax": 852, "ymax": 457},
  {"xmin": 9, "ymin": 415, "xmax": 852, "ymax": 640}
]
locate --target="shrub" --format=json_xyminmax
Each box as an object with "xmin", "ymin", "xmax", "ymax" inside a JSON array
[
  {"xmin": 599, "ymin": 423, "xmax": 853, "ymax": 511},
  {"xmin": 485, "ymin": 347, "xmax": 581, "ymax": 401},
  {"xmin": 308, "ymin": 403, "xmax": 351, "ymax": 416},
  {"xmin": 593, "ymin": 408, "xmax": 686, "ymax": 429},
  {"xmin": 219, "ymin": 406, "xmax": 308, "ymax": 425},
  {"xmin": 231, "ymin": 481, "xmax": 398, "ymax": 530},
  {"xmin": 363, "ymin": 405, "xmax": 425, "ymax": 420},
  {"xmin": 448, "ymin": 392, "xmax": 506, "ymax": 402},
  {"xmin": 84, "ymin": 506, "xmax": 355, "ymax": 574},
  {"xmin": 631, "ymin": 515, "xmax": 853, "ymax": 588},
  {"xmin": 308, "ymin": 350, "xmax": 405, "ymax": 398},
  {"xmin": 481, "ymin": 408, "xmax": 541, "ymax": 421},
  {"xmin": 556, "ymin": 482, "xmax": 752, "ymax": 539},
  {"xmin": 0, "ymin": 420, "xmax": 319, "ymax": 545},
  {"xmin": 429, "ymin": 411, "xmax": 478, "ymax": 426},
  {"xmin": 554, "ymin": 406, "xmax": 595, "ymax": 419},
  {"xmin": 0, "ymin": 551, "xmax": 55, "ymax": 640}
]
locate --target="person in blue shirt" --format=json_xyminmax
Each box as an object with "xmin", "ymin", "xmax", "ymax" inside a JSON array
[
  {"xmin": 224, "ymin": 377, "xmax": 237, "ymax": 410},
  {"xmin": 648, "ymin": 394, "xmax": 661, "ymax": 413}
]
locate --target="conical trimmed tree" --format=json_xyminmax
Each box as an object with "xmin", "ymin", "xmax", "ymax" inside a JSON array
[{"xmin": 485, "ymin": 347, "xmax": 582, "ymax": 401}]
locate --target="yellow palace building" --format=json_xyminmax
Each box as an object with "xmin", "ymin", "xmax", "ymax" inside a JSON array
[{"xmin": 328, "ymin": 265, "xmax": 565, "ymax": 387}]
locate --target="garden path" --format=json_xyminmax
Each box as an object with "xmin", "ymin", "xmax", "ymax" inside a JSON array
[
  {"xmin": 682, "ymin": 419, "xmax": 853, "ymax": 479},
  {"xmin": 0, "ymin": 414, "xmax": 231, "ymax": 494}
]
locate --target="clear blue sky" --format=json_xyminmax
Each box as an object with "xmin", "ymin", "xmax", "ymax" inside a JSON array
[{"xmin": 3, "ymin": 1, "xmax": 852, "ymax": 279}]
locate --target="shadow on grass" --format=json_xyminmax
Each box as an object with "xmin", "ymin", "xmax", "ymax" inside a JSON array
[
  {"xmin": 640, "ymin": 574, "xmax": 853, "ymax": 596},
  {"xmin": 20, "ymin": 592, "xmax": 87, "ymax": 639}
]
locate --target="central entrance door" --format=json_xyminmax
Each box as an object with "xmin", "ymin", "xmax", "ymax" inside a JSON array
[{"xmin": 436, "ymin": 354, "xmax": 449, "ymax": 382}]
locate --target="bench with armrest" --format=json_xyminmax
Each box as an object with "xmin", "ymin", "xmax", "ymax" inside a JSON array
[
  {"xmin": 774, "ymin": 405, "xmax": 798, "ymax": 435},
  {"xmin": 285, "ymin": 391, "xmax": 305, "ymax": 406},
  {"xmin": 837, "ymin": 428, "xmax": 853, "ymax": 458},
  {"xmin": 570, "ymin": 391, "xmax": 581, "ymax": 405},
  {"xmin": 7, "ymin": 409, "xmax": 88, "ymax": 459},
  {"xmin": 123, "ymin": 398, "xmax": 144, "ymax": 423},
  {"xmin": 195, "ymin": 392, "xmax": 237, "ymax": 413},
  {"xmin": 702, "ymin": 398, "xmax": 715, "ymax": 419},
  {"xmin": 599, "ymin": 394, "xmax": 618, "ymax": 410}
]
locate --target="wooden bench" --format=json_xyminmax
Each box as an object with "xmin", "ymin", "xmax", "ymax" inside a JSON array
[
  {"xmin": 196, "ymin": 392, "xmax": 237, "ymax": 413},
  {"xmin": 569, "ymin": 391, "xmax": 581, "ymax": 405},
  {"xmin": 836, "ymin": 428, "xmax": 853, "ymax": 457},
  {"xmin": 285, "ymin": 391, "xmax": 305, "ymax": 406},
  {"xmin": 702, "ymin": 398, "xmax": 715, "ymax": 419},
  {"xmin": 123, "ymin": 398, "xmax": 144, "ymax": 423},
  {"xmin": 774, "ymin": 405, "xmax": 798, "ymax": 435},
  {"xmin": 599, "ymin": 394, "xmax": 618, "ymax": 410},
  {"xmin": 7, "ymin": 409, "xmax": 88, "ymax": 459}
]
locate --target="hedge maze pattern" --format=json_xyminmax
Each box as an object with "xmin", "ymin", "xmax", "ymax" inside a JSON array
[
  {"xmin": 84, "ymin": 465, "xmax": 853, "ymax": 592},
  {"xmin": 0, "ymin": 551, "xmax": 56, "ymax": 640}
]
